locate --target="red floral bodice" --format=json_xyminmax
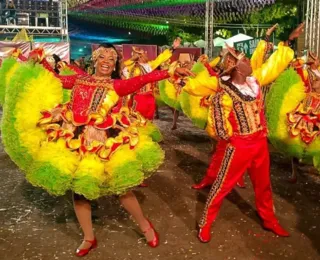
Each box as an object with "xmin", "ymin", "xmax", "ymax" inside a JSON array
[{"xmin": 41, "ymin": 58, "xmax": 170, "ymax": 125}]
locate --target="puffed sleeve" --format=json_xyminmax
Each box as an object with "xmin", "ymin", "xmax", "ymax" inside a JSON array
[
  {"xmin": 183, "ymin": 70, "xmax": 219, "ymax": 97},
  {"xmin": 252, "ymin": 42, "xmax": 294, "ymax": 87},
  {"xmin": 113, "ymin": 70, "xmax": 170, "ymax": 97},
  {"xmin": 251, "ymin": 40, "xmax": 268, "ymax": 71},
  {"xmin": 149, "ymin": 49, "xmax": 173, "ymax": 70}
]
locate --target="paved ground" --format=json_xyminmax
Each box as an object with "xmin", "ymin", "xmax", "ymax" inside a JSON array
[{"xmin": 0, "ymin": 107, "xmax": 319, "ymax": 260}]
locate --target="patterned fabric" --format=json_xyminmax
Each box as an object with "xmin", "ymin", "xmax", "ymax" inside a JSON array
[
  {"xmin": 287, "ymin": 92, "xmax": 320, "ymax": 144},
  {"xmin": 199, "ymin": 143, "xmax": 235, "ymax": 227},
  {"xmin": 211, "ymin": 92, "xmax": 232, "ymax": 140},
  {"xmin": 213, "ymin": 80, "xmax": 266, "ymax": 138}
]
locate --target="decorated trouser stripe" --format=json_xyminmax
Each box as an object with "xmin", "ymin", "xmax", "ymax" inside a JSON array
[
  {"xmin": 199, "ymin": 134, "xmax": 277, "ymax": 227},
  {"xmin": 261, "ymin": 85, "xmax": 270, "ymax": 108}
]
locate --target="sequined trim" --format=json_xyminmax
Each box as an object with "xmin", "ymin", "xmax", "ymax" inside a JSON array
[
  {"xmin": 233, "ymin": 101, "xmax": 250, "ymax": 134},
  {"xmin": 91, "ymin": 87, "xmax": 107, "ymax": 112},
  {"xmin": 76, "ymin": 76, "xmax": 114, "ymax": 88},
  {"xmin": 199, "ymin": 144, "xmax": 236, "ymax": 227},
  {"xmin": 212, "ymin": 93, "xmax": 230, "ymax": 140}
]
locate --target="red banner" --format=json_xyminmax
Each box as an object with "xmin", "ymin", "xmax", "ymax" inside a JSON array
[
  {"xmin": 32, "ymin": 42, "xmax": 70, "ymax": 63},
  {"xmin": 169, "ymin": 48, "xmax": 203, "ymax": 68}
]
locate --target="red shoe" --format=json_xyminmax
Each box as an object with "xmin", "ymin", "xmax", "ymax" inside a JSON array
[
  {"xmin": 139, "ymin": 183, "xmax": 148, "ymax": 188},
  {"xmin": 144, "ymin": 219, "xmax": 159, "ymax": 248},
  {"xmin": 75, "ymin": 238, "xmax": 97, "ymax": 257},
  {"xmin": 192, "ymin": 178, "xmax": 213, "ymax": 190},
  {"xmin": 263, "ymin": 222, "xmax": 290, "ymax": 237},
  {"xmin": 198, "ymin": 225, "xmax": 211, "ymax": 243}
]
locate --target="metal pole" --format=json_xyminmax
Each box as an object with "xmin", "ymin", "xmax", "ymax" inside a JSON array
[
  {"xmin": 205, "ymin": 0, "xmax": 209, "ymax": 56},
  {"xmin": 209, "ymin": 0, "xmax": 214, "ymax": 58},
  {"xmin": 65, "ymin": 0, "xmax": 69, "ymax": 42},
  {"xmin": 305, "ymin": 0, "xmax": 310, "ymax": 49},
  {"xmin": 316, "ymin": 1, "xmax": 320, "ymax": 57},
  {"xmin": 310, "ymin": 0, "xmax": 314, "ymax": 51}
]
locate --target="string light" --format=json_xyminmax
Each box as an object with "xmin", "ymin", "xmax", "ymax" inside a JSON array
[{"xmin": 70, "ymin": 0, "xmax": 276, "ymax": 34}]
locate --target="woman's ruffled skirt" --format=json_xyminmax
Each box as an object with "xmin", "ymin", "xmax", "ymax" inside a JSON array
[{"xmin": 1, "ymin": 61, "xmax": 164, "ymax": 200}]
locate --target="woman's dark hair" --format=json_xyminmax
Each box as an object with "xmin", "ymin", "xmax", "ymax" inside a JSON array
[
  {"xmin": 52, "ymin": 54, "xmax": 61, "ymax": 63},
  {"xmin": 52, "ymin": 54, "xmax": 62, "ymax": 74},
  {"xmin": 96, "ymin": 43, "xmax": 121, "ymax": 79}
]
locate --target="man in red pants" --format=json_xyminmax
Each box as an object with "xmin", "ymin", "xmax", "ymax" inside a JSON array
[
  {"xmin": 192, "ymin": 24, "xmax": 279, "ymax": 191},
  {"xmin": 183, "ymin": 24, "xmax": 304, "ymax": 243}
]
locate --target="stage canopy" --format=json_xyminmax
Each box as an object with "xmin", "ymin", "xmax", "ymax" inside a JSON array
[{"xmin": 67, "ymin": 0, "xmax": 276, "ymax": 35}]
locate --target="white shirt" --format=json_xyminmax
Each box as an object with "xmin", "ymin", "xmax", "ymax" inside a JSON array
[{"xmin": 221, "ymin": 76, "xmax": 260, "ymax": 98}]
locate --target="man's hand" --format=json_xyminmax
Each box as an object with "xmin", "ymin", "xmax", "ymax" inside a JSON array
[
  {"xmin": 289, "ymin": 23, "xmax": 305, "ymax": 41},
  {"xmin": 198, "ymin": 54, "xmax": 208, "ymax": 64},
  {"xmin": 131, "ymin": 52, "xmax": 140, "ymax": 62},
  {"xmin": 266, "ymin": 23, "xmax": 278, "ymax": 36},
  {"xmin": 172, "ymin": 37, "xmax": 182, "ymax": 50}
]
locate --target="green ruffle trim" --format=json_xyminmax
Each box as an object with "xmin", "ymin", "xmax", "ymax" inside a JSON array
[
  {"xmin": 27, "ymin": 162, "xmax": 73, "ymax": 196},
  {"xmin": 313, "ymin": 155, "xmax": 320, "ymax": 173},
  {"xmin": 158, "ymin": 79, "xmax": 182, "ymax": 111},
  {"xmin": 180, "ymin": 91, "xmax": 207, "ymax": 129},
  {"xmin": 62, "ymin": 89, "xmax": 71, "ymax": 103},
  {"xmin": 1, "ymin": 63, "xmax": 40, "ymax": 170},
  {"xmin": 73, "ymin": 175, "xmax": 103, "ymax": 200},
  {"xmin": 266, "ymin": 68, "xmax": 305, "ymax": 159},
  {"xmin": 138, "ymin": 123, "xmax": 163, "ymax": 143},
  {"xmin": 0, "ymin": 58, "xmax": 17, "ymax": 106},
  {"xmin": 101, "ymin": 160, "xmax": 144, "ymax": 196},
  {"xmin": 136, "ymin": 141, "xmax": 164, "ymax": 175}
]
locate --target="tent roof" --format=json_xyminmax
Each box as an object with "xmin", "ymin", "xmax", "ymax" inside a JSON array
[{"xmin": 225, "ymin": 33, "xmax": 253, "ymax": 47}]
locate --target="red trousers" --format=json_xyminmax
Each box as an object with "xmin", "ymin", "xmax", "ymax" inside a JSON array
[{"xmin": 199, "ymin": 132, "xmax": 277, "ymax": 227}]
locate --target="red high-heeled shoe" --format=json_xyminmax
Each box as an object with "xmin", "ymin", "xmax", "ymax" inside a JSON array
[
  {"xmin": 75, "ymin": 238, "xmax": 97, "ymax": 257},
  {"xmin": 144, "ymin": 220, "xmax": 160, "ymax": 248},
  {"xmin": 192, "ymin": 178, "xmax": 214, "ymax": 190}
]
